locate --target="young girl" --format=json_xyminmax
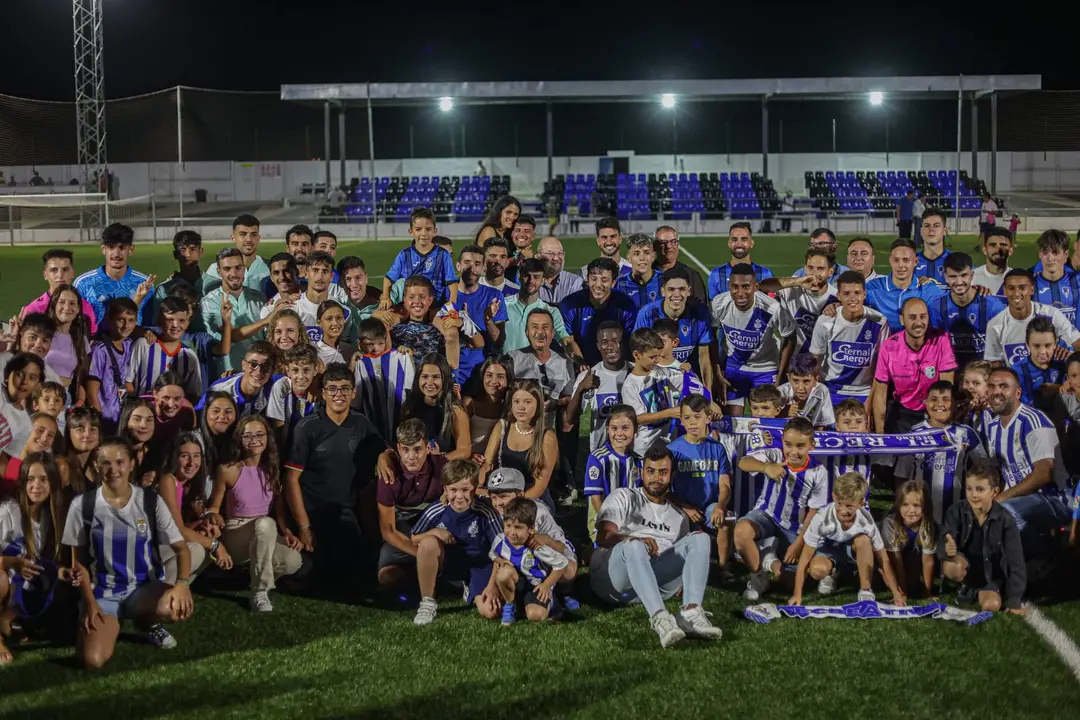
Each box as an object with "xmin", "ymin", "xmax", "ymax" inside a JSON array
[
  {"xmin": 482, "ymin": 379, "xmax": 558, "ymax": 511},
  {"xmin": 402, "ymin": 353, "xmax": 471, "ymax": 460},
  {"xmin": 960, "ymin": 359, "xmax": 993, "ymax": 450},
  {"xmin": 315, "ymin": 300, "xmax": 355, "ymax": 367},
  {"xmin": 197, "ymin": 392, "xmax": 239, "ymax": 478},
  {"xmin": 1, "ymin": 413, "xmax": 63, "ymax": 497},
  {"xmin": 87, "ymin": 297, "xmax": 139, "ymax": 432},
  {"xmin": 582, "ymin": 404, "xmax": 641, "ymax": 543},
  {"xmin": 0, "ymin": 353, "xmax": 45, "ymax": 461},
  {"xmin": 118, "ymin": 399, "xmax": 157, "ymax": 487},
  {"xmin": 207, "ymin": 416, "xmax": 302, "ymax": 612},
  {"xmin": 63, "ymin": 436, "xmax": 194, "ymax": 667},
  {"xmin": 1061, "ymin": 352, "xmax": 1080, "ymax": 474},
  {"xmin": 44, "ymin": 284, "xmax": 90, "ymax": 395},
  {"xmin": 463, "ymin": 356, "xmax": 514, "ymax": 459},
  {"xmin": 64, "ymin": 407, "xmax": 102, "ymax": 494},
  {"xmin": 157, "ymin": 433, "xmax": 225, "ymax": 584},
  {"xmin": 267, "ymin": 309, "xmax": 309, "ymax": 368},
  {"xmin": 0, "ymin": 452, "xmax": 67, "ymax": 664},
  {"xmin": 881, "ymin": 480, "xmax": 937, "ymax": 599}
]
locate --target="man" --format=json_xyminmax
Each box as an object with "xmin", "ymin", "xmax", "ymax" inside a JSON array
[
  {"xmin": 202, "ymin": 341, "xmax": 277, "ymax": 416},
  {"xmin": 313, "ymin": 230, "xmax": 338, "ymax": 258},
  {"xmin": 912, "ymin": 192, "xmax": 926, "ymax": 245},
  {"xmin": 201, "ymin": 247, "xmax": 269, "ymax": 375},
  {"xmin": 501, "ymin": 258, "xmax": 577, "ymax": 357},
  {"xmin": 559, "ymin": 258, "xmax": 636, "ymax": 367},
  {"xmin": 479, "ymin": 237, "xmax": 520, "ymax": 297},
  {"xmin": 1031, "ymin": 229, "xmax": 1080, "ymax": 326},
  {"xmin": 508, "ymin": 309, "xmax": 576, "ymax": 417},
  {"xmin": 504, "ymin": 216, "xmax": 537, "ymax": 284},
  {"xmin": 872, "ymin": 298, "xmax": 957, "ymax": 433},
  {"xmin": 615, "ymin": 233, "xmax": 663, "ymax": 309},
  {"xmin": 929, "ymin": 253, "xmax": 1007, "ymax": 368},
  {"xmin": 536, "ymin": 235, "xmax": 583, "ymax": 305},
  {"xmin": 791, "ymin": 228, "xmax": 849, "ymax": 280},
  {"xmin": 984, "ymin": 269, "xmax": 1080, "ymax": 367},
  {"xmin": 653, "ymin": 225, "xmax": 707, "ymax": 302},
  {"xmin": 285, "ymin": 225, "xmax": 314, "ymax": 264},
  {"xmin": 73, "ymin": 222, "xmax": 154, "ymax": 325},
  {"xmin": 707, "ymin": 222, "xmax": 774, "ymax": 297},
  {"xmin": 764, "ymin": 248, "xmax": 837, "ymax": 354},
  {"xmin": 337, "ymin": 256, "xmax": 383, "ymax": 335},
  {"xmin": 915, "ymin": 208, "xmax": 952, "ymax": 282},
  {"xmin": 454, "ymin": 244, "xmax": 507, "ymax": 386},
  {"xmin": 204, "ymin": 214, "xmax": 268, "ymax": 293},
  {"xmin": 845, "ymin": 237, "xmax": 881, "ymax": 282},
  {"xmin": 284, "ymin": 363, "xmax": 386, "ymax": 587},
  {"xmin": 865, "ymin": 239, "xmax": 946, "ymax": 333},
  {"xmin": 262, "ymin": 252, "xmax": 302, "ymax": 302},
  {"xmin": 590, "ymin": 445, "xmax": 722, "ymax": 647},
  {"xmin": 150, "ymin": 231, "xmax": 212, "ymax": 332},
  {"xmin": 635, "ymin": 267, "xmax": 713, "ymax": 386},
  {"xmin": 22, "ymin": 249, "xmax": 98, "ymax": 333},
  {"xmin": 293, "ymin": 251, "xmax": 349, "ymax": 337},
  {"xmin": 972, "ymin": 227, "xmax": 1015, "ymax": 294},
  {"xmin": 581, "ymin": 217, "xmax": 632, "ymax": 279},
  {"xmin": 810, "ymin": 271, "xmax": 888, "ymax": 408},
  {"xmin": 896, "ymin": 189, "xmax": 916, "ymax": 241}
]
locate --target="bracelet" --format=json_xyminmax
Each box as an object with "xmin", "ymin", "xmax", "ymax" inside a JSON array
[
  {"xmin": 209, "ymin": 538, "xmax": 220, "ymax": 554},
  {"xmin": 300, "ymin": 523, "xmax": 312, "ymax": 530},
  {"xmin": 176, "ymin": 578, "xmax": 190, "ymax": 585}
]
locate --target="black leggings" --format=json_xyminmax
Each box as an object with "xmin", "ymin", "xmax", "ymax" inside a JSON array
[{"xmin": 309, "ymin": 507, "xmax": 365, "ymax": 584}]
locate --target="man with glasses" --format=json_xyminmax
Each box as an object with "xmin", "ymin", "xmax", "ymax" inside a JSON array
[
  {"xmin": 653, "ymin": 226, "xmax": 707, "ymax": 303},
  {"xmin": 202, "ymin": 247, "xmax": 269, "ymax": 375},
  {"xmin": 202, "ymin": 341, "xmax": 279, "ymax": 417},
  {"xmin": 537, "ymin": 236, "xmax": 583, "ymax": 305}
]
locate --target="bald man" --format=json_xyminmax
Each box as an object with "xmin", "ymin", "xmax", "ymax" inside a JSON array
[{"xmin": 537, "ymin": 236, "xmax": 584, "ymax": 305}]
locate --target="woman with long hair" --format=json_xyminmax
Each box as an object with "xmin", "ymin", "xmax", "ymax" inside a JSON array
[
  {"xmin": 206, "ymin": 415, "xmax": 302, "ymax": 612},
  {"xmin": 196, "ymin": 391, "xmax": 240, "ymax": 476},
  {"xmin": 118, "ymin": 398, "xmax": 157, "ymax": 487},
  {"xmin": 463, "ymin": 356, "xmax": 514, "ymax": 458},
  {"xmin": 44, "ymin": 284, "xmax": 90, "ymax": 394},
  {"xmin": 157, "ymin": 433, "xmax": 226, "ymax": 584},
  {"xmin": 475, "ymin": 195, "xmax": 521, "ymax": 245},
  {"xmin": 0, "ymin": 353, "xmax": 45, "ymax": 461},
  {"xmin": 1, "ymin": 413, "xmax": 64, "ymax": 497},
  {"xmin": 402, "ymin": 354, "xmax": 471, "ymax": 460},
  {"xmin": 64, "ymin": 406, "xmax": 102, "ymax": 494},
  {"xmin": 481, "ymin": 379, "xmax": 558, "ymax": 510},
  {"xmin": 267, "ymin": 309, "xmax": 311, "ymax": 371}
]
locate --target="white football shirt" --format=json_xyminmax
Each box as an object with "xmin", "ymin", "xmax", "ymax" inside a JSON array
[
  {"xmin": 572, "ymin": 361, "xmax": 630, "ymax": 452},
  {"xmin": 809, "ymin": 307, "xmax": 888, "ymax": 398},
  {"xmin": 710, "ymin": 291, "xmax": 795, "ymax": 375},
  {"xmin": 984, "ymin": 302, "xmax": 1080, "ymax": 366},
  {"xmin": 803, "ymin": 502, "xmax": 884, "ymax": 551}
]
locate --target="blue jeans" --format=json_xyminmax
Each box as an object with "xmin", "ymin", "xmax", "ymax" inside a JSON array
[
  {"xmin": 590, "ymin": 532, "xmax": 711, "ymax": 617},
  {"xmin": 999, "ymin": 493, "xmax": 1069, "ymax": 551}
]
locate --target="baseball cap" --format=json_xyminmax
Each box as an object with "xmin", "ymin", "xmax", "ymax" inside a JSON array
[{"xmin": 487, "ymin": 467, "xmax": 525, "ymax": 493}]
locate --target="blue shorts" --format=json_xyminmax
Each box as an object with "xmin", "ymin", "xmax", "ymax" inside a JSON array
[
  {"xmin": 813, "ymin": 540, "xmax": 856, "ymax": 571},
  {"xmin": 742, "ymin": 510, "xmax": 799, "ymax": 554},
  {"xmin": 725, "ymin": 368, "xmax": 775, "ymax": 405},
  {"xmin": 87, "ymin": 581, "xmax": 166, "ymax": 620},
  {"xmin": 441, "ymin": 547, "xmax": 493, "ymax": 603}
]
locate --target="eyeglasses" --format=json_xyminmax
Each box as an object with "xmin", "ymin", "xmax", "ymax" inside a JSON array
[
  {"xmin": 656, "ymin": 239, "xmax": 680, "ymax": 248},
  {"xmin": 324, "ymin": 386, "xmax": 352, "ymax": 397},
  {"xmin": 244, "ymin": 359, "xmax": 272, "ymax": 372},
  {"xmin": 241, "ymin": 433, "xmax": 267, "ymax": 442}
]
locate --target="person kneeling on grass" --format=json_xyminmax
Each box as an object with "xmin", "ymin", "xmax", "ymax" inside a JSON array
[
  {"xmin": 410, "ymin": 459, "xmax": 503, "ymax": 626},
  {"xmin": 491, "ymin": 496, "xmax": 569, "ymax": 625},
  {"xmin": 789, "ymin": 472, "xmax": 906, "ymax": 606},
  {"xmin": 63, "ymin": 436, "xmax": 194, "ymax": 668},
  {"xmin": 940, "ymin": 459, "xmax": 1027, "ymax": 614},
  {"xmin": 590, "ymin": 445, "xmax": 722, "ymax": 648}
]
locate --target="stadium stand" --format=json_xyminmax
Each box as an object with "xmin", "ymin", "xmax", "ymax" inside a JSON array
[
  {"xmin": 805, "ymin": 169, "xmax": 994, "ymax": 216},
  {"xmin": 341, "ymin": 174, "xmax": 511, "ymax": 222}
]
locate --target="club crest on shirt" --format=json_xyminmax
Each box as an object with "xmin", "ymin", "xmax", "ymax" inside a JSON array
[
  {"xmin": 629, "ymin": 465, "xmax": 642, "ymax": 486},
  {"xmin": 863, "ymin": 328, "xmax": 873, "ymax": 341},
  {"xmin": 467, "ymin": 520, "xmax": 479, "ymax": 538},
  {"xmin": 136, "ymin": 517, "xmax": 149, "ymax": 536},
  {"xmin": 923, "ymin": 365, "xmax": 936, "ymax": 379}
]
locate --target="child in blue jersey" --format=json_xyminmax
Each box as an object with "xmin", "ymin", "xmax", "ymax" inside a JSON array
[
  {"xmin": 735, "ymin": 417, "xmax": 829, "ymax": 601},
  {"xmin": 86, "ymin": 298, "xmax": 140, "ymax": 432},
  {"xmin": 267, "ymin": 344, "xmax": 319, "ymax": 454},
  {"xmin": 583, "ymin": 405, "xmax": 641, "ymax": 542},
  {"xmin": 828, "ymin": 399, "xmax": 874, "ymax": 497},
  {"xmin": 881, "ymin": 480, "xmax": 938, "ymax": 599},
  {"xmin": 125, "ymin": 296, "xmax": 207, "ymax": 402},
  {"xmin": 1015, "ymin": 318, "xmax": 1067, "ymax": 413},
  {"xmin": 669, "ymin": 395, "xmax": 733, "ymax": 572},
  {"xmin": 490, "ymin": 496, "xmax": 569, "ymax": 625},
  {"xmin": 410, "ymin": 459, "xmax": 502, "ymax": 626},
  {"xmin": 381, "ymin": 207, "xmax": 459, "ymax": 307}
]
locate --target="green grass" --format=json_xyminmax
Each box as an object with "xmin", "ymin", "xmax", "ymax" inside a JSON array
[{"xmin": 4, "ymin": 231, "xmax": 1080, "ymax": 718}]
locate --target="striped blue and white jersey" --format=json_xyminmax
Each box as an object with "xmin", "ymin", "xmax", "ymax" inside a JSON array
[
  {"xmin": 411, "ymin": 500, "xmax": 502, "ymax": 560},
  {"xmin": 353, "ymin": 350, "xmax": 415, "ymax": 444},
  {"xmin": 777, "ymin": 284, "xmax": 837, "ymax": 354},
  {"xmin": 266, "ymin": 376, "xmax": 317, "ymax": 451},
  {"xmin": 583, "ymin": 443, "xmax": 642, "ymax": 499},
  {"xmin": 489, "ymin": 534, "xmax": 569, "ymax": 587},
  {"xmin": 204, "ymin": 373, "xmax": 278, "ymax": 417},
  {"xmin": 746, "ymin": 448, "xmax": 829, "ymax": 533},
  {"xmin": 0, "ymin": 499, "xmax": 46, "ymax": 567},
  {"xmin": 73, "ymin": 265, "xmax": 153, "ymax": 325},
  {"xmin": 894, "ymin": 421, "xmax": 986, "ymax": 524},
  {"xmin": 985, "ymin": 406, "xmax": 1069, "ymax": 496},
  {"xmin": 718, "ymin": 431, "xmax": 765, "ymax": 519},
  {"xmin": 125, "ymin": 338, "xmax": 203, "ymax": 400},
  {"xmin": 823, "ymin": 453, "xmax": 873, "ymax": 499}
]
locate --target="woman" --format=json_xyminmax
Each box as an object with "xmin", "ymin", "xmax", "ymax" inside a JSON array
[
  {"xmin": 1, "ymin": 413, "xmax": 63, "ymax": 496},
  {"xmin": 475, "ymin": 195, "xmax": 521, "ymax": 245},
  {"xmin": 463, "ymin": 356, "xmax": 513, "ymax": 458},
  {"xmin": 196, "ymin": 391, "xmax": 240, "ymax": 481},
  {"xmin": 118, "ymin": 398, "xmax": 157, "ymax": 487},
  {"xmin": 64, "ymin": 436, "xmax": 194, "ymax": 667},
  {"xmin": 0, "ymin": 353, "xmax": 45, "ymax": 471},
  {"xmin": 402, "ymin": 354, "xmax": 471, "ymax": 460},
  {"xmin": 146, "ymin": 372, "xmax": 197, "ymax": 472},
  {"xmin": 481, "ymin": 379, "xmax": 558, "ymax": 510},
  {"xmin": 44, "ymin": 284, "xmax": 90, "ymax": 394},
  {"xmin": 64, "ymin": 407, "xmax": 102, "ymax": 494},
  {"xmin": 207, "ymin": 416, "xmax": 302, "ymax": 612},
  {"xmin": 0, "ymin": 452, "xmax": 67, "ymax": 664},
  {"xmin": 157, "ymin": 433, "xmax": 226, "ymax": 584}
]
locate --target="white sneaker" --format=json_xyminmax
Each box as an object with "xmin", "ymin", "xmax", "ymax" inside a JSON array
[
  {"xmin": 817, "ymin": 571, "xmax": 838, "ymax": 596},
  {"xmin": 414, "ymin": 596, "xmax": 438, "ymax": 626},
  {"xmin": 676, "ymin": 606, "xmax": 723, "ymax": 640},
  {"xmin": 250, "ymin": 590, "xmax": 273, "ymax": 612},
  {"xmin": 857, "ymin": 589, "xmax": 876, "ymax": 602},
  {"xmin": 761, "ymin": 552, "xmax": 780, "ymax": 578},
  {"xmin": 650, "ymin": 611, "xmax": 686, "ymax": 648},
  {"xmin": 558, "ymin": 489, "xmax": 578, "ymax": 507},
  {"xmin": 743, "ymin": 569, "xmax": 770, "ymax": 601}
]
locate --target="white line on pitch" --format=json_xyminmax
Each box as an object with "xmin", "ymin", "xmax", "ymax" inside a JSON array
[{"xmin": 1025, "ymin": 605, "xmax": 1080, "ymax": 683}]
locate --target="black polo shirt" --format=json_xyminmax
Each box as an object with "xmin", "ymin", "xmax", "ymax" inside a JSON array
[{"xmin": 286, "ymin": 408, "xmax": 386, "ymax": 512}]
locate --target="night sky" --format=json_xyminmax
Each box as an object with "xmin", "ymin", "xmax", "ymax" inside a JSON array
[{"xmin": 0, "ymin": 0, "xmax": 1074, "ymax": 101}]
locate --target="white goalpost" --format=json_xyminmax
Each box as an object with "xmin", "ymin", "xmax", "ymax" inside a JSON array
[{"xmin": 0, "ymin": 192, "xmax": 157, "ymax": 245}]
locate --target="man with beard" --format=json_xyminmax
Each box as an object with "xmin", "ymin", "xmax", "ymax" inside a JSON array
[
  {"xmin": 865, "ymin": 239, "xmax": 947, "ymax": 334},
  {"xmin": 201, "ymin": 248, "xmax": 268, "ymax": 375},
  {"xmin": 581, "ymin": 218, "xmax": 632, "ymax": 279},
  {"xmin": 205, "ymin": 214, "xmax": 269, "ymax": 294},
  {"xmin": 149, "ymin": 231, "xmax": 212, "ymax": 332},
  {"xmin": 285, "ymin": 225, "xmax": 314, "ymax": 264},
  {"xmin": 504, "ymin": 216, "xmax": 537, "ymax": 284},
  {"xmin": 560, "ymin": 258, "xmax": 636, "ymax": 367},
  {"xmin": 1030, "ymin": 229, "xmax": 1080, "ymax": 327},
  {"xmin": 984, "ymin": 269, "xmax": 1080, "ymax": 368},
  {"xmin": 590, "ymin": 445, "xmax": 722, "ymax": 648},
  {"xmin": 929, "ymin": 253, "xmax": 1007, "ymax": 369},
  {"xmin": 653, "ymin": 226, "xmax": 707, "ymax": 303},
  {"xmin": 615, "ymin": 233, "xmax": 663, "ymax": 309},
  {"xmin": 454, "ymin": 244, "xmax": 507, "ymax": 387},
  {"xmin": 768, "ymin": 248, "xmax": 838, "ymax": 354},
  {"xmin": 74, "ymin": 222, "xmax": 155, "ymax": 325},
  {"xmin": 479, "ymin": 237, "xmax": 520, "ymax": 297},
  {"xmin": 845, "ymin": 237, "xmax": 881, "ymax": 282},
  {"xmin": 634, "ymin": 267, "xmax": 713, "ymax": 388},
  {"xmin": 293, "ymin": 252, "xmax": 351, "ymax": 339},
  {"xmin": 790, "ymin": 228, "xmax": 849, "ymax": 281},
  {"xmin": 871, "ymin": 298, "xmax": 956, "ymax": 433},
  {"xmin": 914, "ymin": 208, "xmax": 952, "ymax": 283},
  {"xmin": 504, "ymin": 258, "xmax": 578, "ymax": 359},
  {"xmin": 972, "ymin": 228, "xmax": 1015, "ymax": 294},
  {"xmin": 707, "ymin": 222, "xmax": 775, "ymax": 297},
  {"xmin": 536, "ymin": 235, "xmax": 583, "ymax": 305}
]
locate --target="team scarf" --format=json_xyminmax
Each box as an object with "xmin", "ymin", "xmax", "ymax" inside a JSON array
[
  {"xmin": 712, "ymin": 417, "xmax": 962, "ymax": 457},
  {"xmin": 745, "ymin": 600, "xmax": 992, "ymax": 626}
]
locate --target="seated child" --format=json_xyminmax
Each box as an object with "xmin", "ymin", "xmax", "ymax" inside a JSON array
[
  {"xmin": 409, "ymin": 459, "xmax": 502, "ymax": 626},
  {"xmin": 790, "ymin": 472, "xmax": 906, "ymax": 605},
  {"xmin": 940, "ymin": 459, "xmax": 1027, "ymax": 613},
  {"xmin": 490, "ymin": 496, "xmax": 569, "ymax": 625},
  {"xmin": 735, "ymin": 417, "xmax": 829, "ymax": 601},
  {"xmin": 881, "ymin": 480, "xmax": 938, "ymax": 598},
  {"xmin": 583, "ymin": 405, "xmax": 641, "ymax": 543},
  {"xmin": 778, "ymin": 353, "xmax": 835, "ymax": 428}
]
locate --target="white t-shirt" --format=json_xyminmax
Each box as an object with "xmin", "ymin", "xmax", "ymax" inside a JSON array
[
  {"xmin": 594, "ymin": 487, "xmax": 690, "ymax": 554},
  {"xmin": 983, "ymin": 302, "xmax": 1080, "ymax": 366},
  {"xmin": 0, "ymin": 386, "xmax": 33, "ymax": 458},
  {"xmin": 803, "ymin": 502, "xmax": 884, "ymax": 551},
  {"xmin": 809, "ymin": 307, "xmax": 888, "ymax": 398},
  {"xmin": 981, "ymin": 199, "xmax": 998, "ymax": 224},
  {"xmin": 972, "ymin": 265, "xmax": 1012, "ymax": 294},
  {"xmin": 711, "ymin": 291, "xmax": 795, "ymax": 375},
  {"xmin": 0, "ymin": 499, "xmax": 46, "ymax": 579},
  {"xmin": 315, "ymin": 341, "xmax": 345, "ymax": 367},
  {"xmin": 778, "ymin": 382, "xmax": 836, "ymax": 427},
  {"xmin": 621, "ymin": 367, "xmax": 682, "ymax": 455},
  {"xmin": 571, "ymin": 361, "xmax": 629, "ymax": 452}
]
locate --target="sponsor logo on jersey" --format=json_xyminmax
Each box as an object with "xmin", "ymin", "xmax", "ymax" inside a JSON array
[
  {"xmin": 829, "ymin": 341, "xmax": 874, "ymax": 367},
  {"xmin": 723, "ymin": 324, "xmax": 766, "ymax": 353},
  {"xmin": 1005, "ymin": 343, "xmax": 1030, "ymax": 366}
]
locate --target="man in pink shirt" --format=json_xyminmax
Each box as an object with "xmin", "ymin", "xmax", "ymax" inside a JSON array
[
  {"xmin": 20, "ymin": 249, "xmax": 98, "ymax": 334},
  {"xmin": 872, "ymin": 297, "xmax": 957, "ymax": 434}
]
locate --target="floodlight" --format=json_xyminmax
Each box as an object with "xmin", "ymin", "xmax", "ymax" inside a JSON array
[
  {"xmin": 660, "ymin": 93, "xmax": 676, "ymax": 109},
  {"xmin": 438, "ymin": 97, "xmax": 453, "ymax": 112},
  {"xmin": 869, "ymin": 91, "xmax": 884, "ymax": 106}
]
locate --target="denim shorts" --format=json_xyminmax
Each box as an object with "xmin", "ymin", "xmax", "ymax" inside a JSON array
[{"xmin": 742, "ymin": 509, "xmax": 799, "ymax": 552}]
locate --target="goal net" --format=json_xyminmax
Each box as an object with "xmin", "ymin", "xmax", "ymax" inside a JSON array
[{"xmin": 0, "ymin": 193, "xmax": 157, "ymax": 244}]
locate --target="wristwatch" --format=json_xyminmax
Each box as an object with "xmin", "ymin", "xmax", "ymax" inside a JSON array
[{"xmin": 209, "ymin": 538, "xmax": 220, "ymax": 554}]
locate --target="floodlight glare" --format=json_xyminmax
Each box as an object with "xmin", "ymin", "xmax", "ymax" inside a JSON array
[
  {"xmin": 660, "ymin": 93, "xmax": 676, "ymax": 109},
  {"xmin": 868, "ymin": 91, "xmax": 884, "ymax": 106},
  {"xmin": 438, "ymin": 97, "xmax": 454, "ymax": 112}
]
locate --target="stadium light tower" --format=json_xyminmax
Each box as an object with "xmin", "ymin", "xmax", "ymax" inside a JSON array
[
  {"xmin": 869, "ymin": 91, "xmax": 884, "ymax": 106},
  {"xmin": 660, "ymin": 93, "xmax": 676, "ymax": 109},
  {"xmin": 438, "ymin": 97, "xmax": 454, "ymax": 112},
  {"xmin": 73, "ymin": 0, "xmax": 107, "ymax": 239}
]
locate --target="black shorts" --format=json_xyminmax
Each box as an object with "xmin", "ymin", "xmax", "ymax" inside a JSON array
[
  {"xmin": 949, "ymin": 552, "xmax": 1001, "ymax": 594},
  {"xmin": 514, "ymin": 575, "xmax": 552, "ymax": 609},
  {"xmin": 377, "ymin": 515, "xmax": 418, "ymax": 570}
]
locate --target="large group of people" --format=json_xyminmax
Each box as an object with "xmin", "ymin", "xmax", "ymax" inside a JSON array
[{"xmin": 1, "ymin": 197, "xmax": 1079, "ymax": 664}]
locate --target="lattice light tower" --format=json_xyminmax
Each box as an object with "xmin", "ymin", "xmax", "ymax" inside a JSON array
[{"xmin": 73, "ymin": 0, "xmax": 107, "ymax": 240}]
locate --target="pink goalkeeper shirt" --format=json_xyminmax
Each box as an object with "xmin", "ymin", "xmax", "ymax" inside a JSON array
[
  {"xmin": 874, "ymin": 328, "xmax": 957, "ymax": 412},
  {"xmin": 21, "ymin": 291, "xmax": 98, "ymax": 335}
]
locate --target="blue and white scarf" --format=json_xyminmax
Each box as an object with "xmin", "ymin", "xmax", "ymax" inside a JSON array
[{"xmin": 712, "ymin": 417, "xmax": 961, "ymax": 457}]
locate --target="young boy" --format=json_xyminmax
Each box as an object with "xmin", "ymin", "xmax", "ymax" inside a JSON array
[
  {"xmin": 0, "ymin": 313, "xmax": 63, "ymax": 385},
  {"xmin": 621, "ymin": 328, "xmax": 683, "ymax": 455},
  {"xmin": 940, "ymin": 459, "xmax": 1027, "ymax": 613},
  {"xmin": 826, "ymin": 399, "xmax": 874, "ymax": 495},
  {"xmin": 33, "ymin": 381, "xmax": 67, "ymax": 433},
  {"xmin": 382, "ymin": 207, "xmax": 459, "ymax": 307},
  {"xmin": 352, "ymin": 318, "xmax": 416, "ymax": 445},
  {"xmin": 1015, "ymin": 317, "xmax": 1066, "ymax": 410},
  {"xmin": 487, "ymin": 467, "xmax": 578, "ymax": 583},
  {"xmin": 409, "ymin": 459, "xmax": 503, "ymax": 625},
  {"xmin": 894, "ymin": 381, "xmax": 986, "ymax": 524},
  {"xmin": 125, "ymin": 296, "xmax": 203, "ymax": 401},
  {"xmin": 778, "ymin": 353, "xmax": 835, "ymax": 428},
  {"xmin": 654, "ymin": 319, "xmax": 691, "ymax": 372},
  {"xmin": 716, "ymin": 384, "xmax": 783, "ymax": 522},
  {"xmin": 565, "ymin": 321, "xmax": 630, "ymax": 453},
  {"xmin": 669, "ymin": 396, "xmax": 734, "ymax": 572},
  {"xmin": 790, "ymin": 472, "xmax": 906, "ymax": 604},
  {"xmin": 490, "ymin": 496, "xmax": 570, "ymax": 625},
  {"xmin": 267, "ymin": 344, "xmax": 320, "ymax": 453},
  {"xmin": 734, "ymin": 417, "xmax": 829, "ymax": 601}
]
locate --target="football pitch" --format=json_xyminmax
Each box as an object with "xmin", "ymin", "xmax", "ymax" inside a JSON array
[{"xmin": 3, "ymin": 232, "xmax": 1080, "ymax": 719}]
